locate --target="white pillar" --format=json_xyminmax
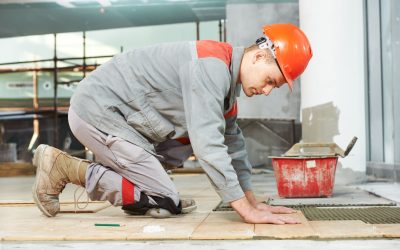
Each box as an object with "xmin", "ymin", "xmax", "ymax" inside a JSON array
[{"xmin": 299, "ymin": 0, "xmax": 366, "ymax": 172}]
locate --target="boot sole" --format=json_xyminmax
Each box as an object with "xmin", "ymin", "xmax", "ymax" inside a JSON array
[
  {"xmin": 145, "ymin": 208, "xmax": 172, "ymax": 218},
  {"xmin": 146, "ymin": 204, "xmax": 197, "ymax": 218},
  {"xmin": 32, "ymin": 144, "xmax": 54, "ymax": 217},
  {"xmin": 126, "ymin": 204, "xmax": 197, "ymax": 218}
]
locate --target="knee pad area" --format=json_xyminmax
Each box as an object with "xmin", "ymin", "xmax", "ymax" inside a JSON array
[{"xmin": 122, "ymin": 191, "xmax": 182, "ymax": 215}]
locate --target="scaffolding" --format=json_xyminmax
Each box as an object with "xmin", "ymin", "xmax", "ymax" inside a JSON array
[{"xmin": 0, "ymin": 32, "xmax": 114, "ymax": 150}]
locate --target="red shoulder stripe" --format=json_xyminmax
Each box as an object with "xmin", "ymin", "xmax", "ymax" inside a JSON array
[{"xmin": 196, "ymin": 40, "xmax": 233, "ymax": 68}]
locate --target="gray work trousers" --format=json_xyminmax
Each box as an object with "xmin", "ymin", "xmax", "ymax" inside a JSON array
[{"xmin": 68, "ymin": 108, "xmax": 180, "ymax": 206}]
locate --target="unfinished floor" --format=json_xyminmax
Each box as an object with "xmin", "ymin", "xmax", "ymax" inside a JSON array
[{"xmin": 1, "ymin": 172, "xmax": 400, "ymax": 243}]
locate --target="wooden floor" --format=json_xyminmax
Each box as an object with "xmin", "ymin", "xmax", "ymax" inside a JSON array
[{"xmin": 1, "ymin": 173, "xmax": 400, "ymax": 241}]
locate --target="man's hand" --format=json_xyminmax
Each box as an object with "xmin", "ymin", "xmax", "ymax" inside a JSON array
[
  {"xmin": 230, "ymin": 196, "xmax": 300, "ymax": 224},
  {"xmin": 244, "ymin": 191, "xmax": 297, "ymax": 214},
  {"xmin": 253, "ymin": 202, "xmax": 297, "ymax": 214}
]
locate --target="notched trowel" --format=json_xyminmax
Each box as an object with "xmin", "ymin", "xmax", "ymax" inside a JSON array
[{"xmin": 283, "ymin": 136, "xmax": 358, "ymax": 158}]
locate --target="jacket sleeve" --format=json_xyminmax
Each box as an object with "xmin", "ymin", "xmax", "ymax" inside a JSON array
[
  {"xmin": 179, "ymin": 58, "xmax": 245, "ymax": 203},
  {"xmin": 224, "ymin": 111, "xmax": 253, "ymax": 193}
]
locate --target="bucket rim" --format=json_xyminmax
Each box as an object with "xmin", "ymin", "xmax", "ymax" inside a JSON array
[{"xmin": 269, "ymin": 156, "xmax": 339, "ymax": 159}]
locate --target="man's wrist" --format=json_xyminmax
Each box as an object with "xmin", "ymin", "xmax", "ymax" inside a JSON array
[
  {"xmin": 230, "ymin": 196, "xmax": 254, "ymax": 219},
  {"xmin": 244, "ymin": 190, "xmax": 258, "ymax": 206}
]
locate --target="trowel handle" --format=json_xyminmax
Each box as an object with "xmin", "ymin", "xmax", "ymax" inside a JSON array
[{"xmin": 344, "ymin": 136, "xmax": 358, "ymax": 156}]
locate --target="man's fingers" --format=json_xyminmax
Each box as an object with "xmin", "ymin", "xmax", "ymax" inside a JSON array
[
  {"xmin": 265, "ymin": 215, "xmax": 301, "ymax": 225},
  {"xmin": 240, "ymin": 204, "xmax": 302, "ymax": 224},
  {"xmin": 270, "ymin": 206, "xmax": 298, "ymax": 214},
  {"xmin": 264, "ymin": 216, "xmax": 285, "ymax": 225},
  {"xmin": 257, "ymin": 204, "xmax": 298, "ymax": 214},
  {"xmin": 279, "ymin": 217, "xmax": 301, "ymax": 224},
  {"xmin": 281, "ymin": 217, "xmax": 301, "ymax": 224}
]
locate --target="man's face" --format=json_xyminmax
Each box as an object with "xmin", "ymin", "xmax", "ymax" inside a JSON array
[{"xmin": 240, "ymin": 50, "xmax": 287, "ymax": 97}]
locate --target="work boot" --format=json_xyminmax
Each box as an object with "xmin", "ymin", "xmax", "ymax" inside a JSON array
[
  {"xmin": 181, "ymin": 198, "xmax": 197, "ymax": 214},
  {"xmin": 32, "ymin": 144, "xmax": 90, "ymax": 217}
]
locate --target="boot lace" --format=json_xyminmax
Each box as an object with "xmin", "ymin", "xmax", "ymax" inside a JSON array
[
  {"xmin": 74, "ymin": 186, "xmax": 89, "ymax": 212},
  {"xmin": 73, "ymin": 160, "xmax": 89, "ymax": 212}
]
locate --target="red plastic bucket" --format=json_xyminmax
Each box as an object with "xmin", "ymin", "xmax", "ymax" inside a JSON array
[{"xmin": 271, "ymin": 156, "xmax": 338, "ymax": 198}]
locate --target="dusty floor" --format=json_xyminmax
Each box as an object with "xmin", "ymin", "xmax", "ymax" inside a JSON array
[
  {"xmin": 2, "ymin": 240, "xmax": 400, "ymax": 250},
  {"xmin": 1, "ymin": 172, "xmax": 400, "ymax": 249}
]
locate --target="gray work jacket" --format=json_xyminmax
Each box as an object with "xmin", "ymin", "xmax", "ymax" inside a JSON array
[{"xmin": 70, "ymin": 41, "xmax": 253, "ymax": 202}]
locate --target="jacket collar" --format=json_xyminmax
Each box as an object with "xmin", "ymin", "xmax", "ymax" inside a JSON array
[
  {"xmin": 231, "ymin": 46, "xmax": 244, "ymax": 97},
  {"xmin": 229, "ymin": 46, "xmax": 244, "ymax": 107}
]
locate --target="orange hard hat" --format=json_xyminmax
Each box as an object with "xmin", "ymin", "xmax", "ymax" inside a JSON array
[{"xmin": 258, "ymin": 23, "xmax": 312, "ymax": 91}]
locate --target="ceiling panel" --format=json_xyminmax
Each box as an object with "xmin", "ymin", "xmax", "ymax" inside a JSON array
[{"xmin": 0, "ymin": 0, "xmax": 296, "ymax": 38}]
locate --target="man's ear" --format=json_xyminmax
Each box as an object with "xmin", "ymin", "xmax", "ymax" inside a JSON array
[{"xmin": 253, "ymin": 50, "xmax": 266, "ymax": 64}]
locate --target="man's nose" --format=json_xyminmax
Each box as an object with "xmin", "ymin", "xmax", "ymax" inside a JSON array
[{"xmin": 262, "ymin": 85, "xmax": 274, "ymax": 96}]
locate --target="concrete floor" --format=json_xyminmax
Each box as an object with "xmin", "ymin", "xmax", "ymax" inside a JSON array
[
  {"xmin": 2, "ymin": 240, "xmax": 400, "ymax": 250},
  {"xmin": 355, "ymin": 182, "xmax": 400, "ymax": 203},
  {"xmin": 1, "ymin": 172, "xmax": 400, "ymax": 249}
]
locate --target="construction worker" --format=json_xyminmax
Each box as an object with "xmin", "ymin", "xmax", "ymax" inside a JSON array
[{"xmin": 32, "ymin": 23, "xmax": 312, "ymax": 224}]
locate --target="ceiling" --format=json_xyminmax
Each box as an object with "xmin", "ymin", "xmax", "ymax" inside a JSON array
[{"xmin": 0, "ymin": 0, "xmax": 296, "ymax": 38}]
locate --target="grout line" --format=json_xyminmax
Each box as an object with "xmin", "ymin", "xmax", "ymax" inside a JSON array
[{"xmin": 189, "ymin": 211, "xmax": 212, "ymax": 239}]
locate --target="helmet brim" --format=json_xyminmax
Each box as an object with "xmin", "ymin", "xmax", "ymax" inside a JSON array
[
  {"xmin": 285, "ymin": 75, "xmax": 293, "ymax": 92},
  {"xmin": 276, "ymin": 58, "xmax": 293, "ymax": 92}
]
